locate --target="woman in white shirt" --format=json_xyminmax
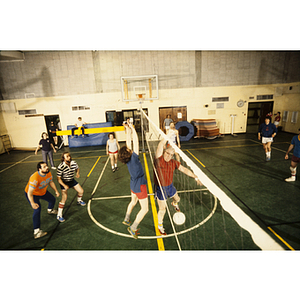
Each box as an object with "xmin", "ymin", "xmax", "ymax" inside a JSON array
[
  {"xmin": 106, "ymin": 132, "xmax": 120, "ymax": 172},
  {"xmin": 166, "ymin": 122, "xmax": 181, "ymax": 161}
]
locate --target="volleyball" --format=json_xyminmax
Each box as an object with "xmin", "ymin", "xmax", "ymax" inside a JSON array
[{"xmin": 173, "ymin": 212, "xmax": 186, "ymax": 225}]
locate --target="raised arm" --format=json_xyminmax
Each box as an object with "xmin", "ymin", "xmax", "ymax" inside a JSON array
[
  {"xmin": 124, "ymin": 123, "xmax": 132, "ymax": 150},
  {"xmin": 156, "ymin": 138, "xmax": 166, "ymax": 158},
  {"xmin": 129, "ymin": 123, "xmax": 139, "ymax": 155}
]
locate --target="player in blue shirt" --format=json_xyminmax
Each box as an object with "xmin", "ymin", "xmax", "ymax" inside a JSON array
[
  {"xmin": 285, "ymin": 128, "xmax": 300, "ymax": 182},
  {"xmin": 118, "ymin": 119, "xmax": 148, "ymax": 239},
  {"xmin": 258, "ymin": 117, "xmax": 278, "ymax": 161}
]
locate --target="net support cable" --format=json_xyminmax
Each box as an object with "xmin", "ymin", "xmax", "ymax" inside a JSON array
[{"xmin": 141, "ymin": 109, "xmax": 285, "ymax": 250}]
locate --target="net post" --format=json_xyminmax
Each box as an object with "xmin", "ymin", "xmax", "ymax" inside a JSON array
[{"xmin": 137, "ymin": 93, "xmax": 146, "ymax": 153}]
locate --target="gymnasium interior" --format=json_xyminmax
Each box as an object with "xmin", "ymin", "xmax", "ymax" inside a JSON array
[{"xmin": 1, "ymin": 7, "xmax": 299, "ymax": 298}]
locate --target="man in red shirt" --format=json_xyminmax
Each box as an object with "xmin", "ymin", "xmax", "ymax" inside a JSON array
[
  {"xmin": 25, "ymin": 161, "xmax": 60, "ymax": 239},
  {"xmin": 154, "ymin": 135, "xmax": 202, "ymax": 235}
]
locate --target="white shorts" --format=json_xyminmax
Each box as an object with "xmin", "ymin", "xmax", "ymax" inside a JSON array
[
  {"xmin": 274, "ymin": 121, "xmax": 279, "ymax": 126},
  {"xmin": 262, "ymin": 137, "xmax": 273, "ymax": 144}
]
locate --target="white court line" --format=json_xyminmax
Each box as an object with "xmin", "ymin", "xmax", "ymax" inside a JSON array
[
  {"xmin": 88, "ymin": 193, "xmax": 218, "ymax": 240},
  {"xmin": 88, "ymin": 180, "xmax": 216, "ymax": 240},
  {"xmin": 0, "ymin": 155, "xmax": 33, "ymax": 174}
]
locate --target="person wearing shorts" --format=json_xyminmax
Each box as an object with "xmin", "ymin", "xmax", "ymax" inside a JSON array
[
  {"xmin": 285, "ymin": 128, "xmax": 300, "ymax": 182},
  {"xmin": 154, "ymin": 132, "xmax": 202, "ymax": 235},
  {"xmin": 106, "ymin": 132, "xmax": 120, "ymax": 172},
  {"xmin": 258, "ymin": 117, "xmax": 278, "ymax": 161},
  {"xmin": 274, "ymin": 112, "xmax": 281, "ymax": 128},
  {"xmin": 118, "ymin": 121, "xmax": 148, "ymax": 239},
  {"xmin": 56, "ymin": 152, "xmax": 85, "ymax": 222}
]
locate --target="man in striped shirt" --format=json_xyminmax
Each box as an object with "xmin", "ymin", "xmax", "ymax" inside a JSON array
[{"xmin": 56, "ymin": 152, "xmax": 85, "ymax": 222}]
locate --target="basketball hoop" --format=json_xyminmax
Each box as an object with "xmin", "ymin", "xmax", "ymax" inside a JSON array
[{"xmin": 136, "ymin": 93, "xmax": 145, "ymax": 100}]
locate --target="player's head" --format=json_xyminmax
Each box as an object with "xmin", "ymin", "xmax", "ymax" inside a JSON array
[
  {"xmin": 108, "ymin": 132, "xmax": 114, "ymax": 139},
  {"xmin": 265, "ymin": 117, "xmax": 270, "ymax": 124},
  {"xmin": 41, "ymin": 132, "xmax": 48, "ymax": 139},
  {"xmin": 37, "ymin": 161, "xmax": 49, "ymax": 174},
  {"xmin": 61, "ymin": 152, "xmax": 72, "ymax": 163},
  {"xmin": 78, "ymin": 117, "xmax": 82, "ymax": 121},
  {"xmin": 163, "ymin": 145, "xmax": 175, "ymax": 162},
  {"xmin": 277, "ymin": 112, "xmax": 281, "ymax": 115},
  {"xmin": 170, "ymin": 122, "xmax": 175, "ymax": 129},
  {"xmin": 118, "ymin": 146, "xmax": 132, "ymax": 164}
]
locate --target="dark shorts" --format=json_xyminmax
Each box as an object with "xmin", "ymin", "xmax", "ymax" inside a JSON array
[
  {"xmin": 155, "ymin": 183, "xmax": 177, "ymax": 201},
  {"xmin": 131, "ymin": 184, "xmax": 148, "ymax": 199},
  {"xmin": 60, "ymin": 179, "xmax": 78, "ymax": 190},
  {"xmin": 291, "ymin": 155, "xmax": 300, "ymax": 163}
]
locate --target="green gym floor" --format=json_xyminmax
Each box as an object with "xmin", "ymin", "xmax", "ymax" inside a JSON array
[{"xmin": 0, "ymin": 132, "xmax": 299, "ymax": 251}]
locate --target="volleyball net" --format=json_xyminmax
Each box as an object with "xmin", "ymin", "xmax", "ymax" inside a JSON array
[{"xmin": 140, "ymin": 109, "xmax": 284, "ymax": 250}]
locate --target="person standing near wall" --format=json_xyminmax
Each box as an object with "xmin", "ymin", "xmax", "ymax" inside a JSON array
[
  {"xmin": 49, "ymin": 121, "xmax": 58, "ymax": 148},
  {"xmin": 274, "ymin": 112, "xmax": 281, "ymax": 128},
  {"xmin": 164, "ymin": 114, "xmax": 173, "ymax": 131},
  {"xmin": 35, "ymin": 132, "xmax": 57, "ymax": 169},
  {"xmin": 284, "ymin": 128, "xmax": 300, "ymax": 182},
  {"xmin": 258, "ymin": 117, "xmax": 278, "ymax": 161},
  {"xmin": 25, "ymin": 161, "xmax": 60, "ymax": 239},
  {"xmin": 106, "ymin": 132, "xmax": 120, "ymax": 172},
  {"xmin": 166, "ymin": 122, "xmax": 181, "ymax": 161}
]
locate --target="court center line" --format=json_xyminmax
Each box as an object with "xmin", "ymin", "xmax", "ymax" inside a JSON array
[{"xmin": 143, "ymin": 152, "xmax": 165, "ymax": 251}]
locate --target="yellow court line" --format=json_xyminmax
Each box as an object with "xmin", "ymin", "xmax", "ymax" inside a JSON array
[
  {"xmin": 267, "ymin": 227, "xmax": 295, "ymax": 251},
  {"xmin": 143, "ymin": 152, "xmax": 165, "ymax": 251},
  {"xmin": 87, "ymin": 156, "xmax": 101, "ymax": 177},
  {"xmin": 186, "ymin": 150, "xmax": 206, "ymax": 168}
]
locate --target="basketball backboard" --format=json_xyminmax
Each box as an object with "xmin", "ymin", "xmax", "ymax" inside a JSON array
[{"xmin": 121, "ymin": 75, "xmax": 158, "ymax": 101}]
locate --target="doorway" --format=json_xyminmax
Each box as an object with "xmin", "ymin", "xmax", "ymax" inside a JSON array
[
  {"xmin": 247, "ymin": 101, "xmax": 274, "ymax": 133},
  {"xmin": 44, "ymin": 114, "xmax": 63, "ymax": 149},
  {"xmin": 159, "ymin": 106, "xmax": 187, "ymax": 132}
]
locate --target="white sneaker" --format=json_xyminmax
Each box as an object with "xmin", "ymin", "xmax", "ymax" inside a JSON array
[
  {"xmin": 285, "ymin": 176, "xmax": 296, "ymax": 182},
  {"xmin": 34, "ymin": 229, "xmax": 47, "ymax": 239},
  {"xmin": 158, "ymin": 226, "xmax": 167, "ymax": 236},
  {"xmin": 51, "ymin": 166, "xmax": 56, "ymax": 169}
]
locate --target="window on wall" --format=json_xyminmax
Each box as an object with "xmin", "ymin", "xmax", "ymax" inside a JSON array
[
  {"xmin": 291, "ymin": 111, "xmax": 298, "ymax": 123},
  {"xmin": 212, "ymin": 97, "xmax": 229, "ymax": 102},
  {"xmin": 282, "ymin": 111, "xmax": 289, "ymax": 122}
]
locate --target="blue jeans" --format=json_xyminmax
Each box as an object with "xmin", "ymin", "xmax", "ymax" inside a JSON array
[
  {"xmin": 42, "ymin": 150, "xmax": 55, "ymax": 168},
  {"xmin": 25, "ymin": 191, "xmax": 56, "ymax": 230}
]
